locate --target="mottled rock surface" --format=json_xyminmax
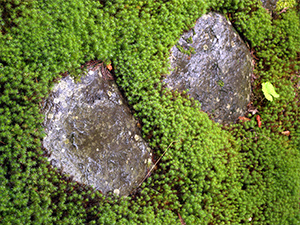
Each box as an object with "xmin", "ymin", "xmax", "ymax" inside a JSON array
[
  {"xmin": 261, "ymin": 0, "xmax": 278, "ymax": 10},
  {"xmin": 42, "ymin": 69, "xmax": 152, "ymax": 196},
  {"xmin": 164, "ymin": 12, "xmax": 253, "ymax": 123}
]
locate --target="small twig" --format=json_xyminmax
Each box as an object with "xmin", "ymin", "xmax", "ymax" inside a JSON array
[
  {"xmin": 279, "ymin": 7, "xmax": 289, "ymax": 14},
  {"xmin": 178, "ymin": 212, "xmax": 186, "ymax": 225},
  {"xmin": 131, "ymin": 141, "xmax": 176, "ymax": 195}
]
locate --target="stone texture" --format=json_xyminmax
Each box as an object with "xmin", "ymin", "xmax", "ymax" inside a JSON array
[
  {"xmin": 164, "ymin": 12, "xmax": 253, "ymax": 124},
  {"xmin": 261, "ymin": 0, "xmax": 278, "ymax": 10},
  {"xmin": 42, "ymin": 69, "xmax": 152, "ymax": 196}
]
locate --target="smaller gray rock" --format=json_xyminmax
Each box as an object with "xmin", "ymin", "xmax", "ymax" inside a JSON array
[
  {"xmin": 164, "ymin": 12, "xmax": 253, "ymax": 124},
  {"xmin": 261, "ymin": 0, "xmax": 278, "ymax": 11}
]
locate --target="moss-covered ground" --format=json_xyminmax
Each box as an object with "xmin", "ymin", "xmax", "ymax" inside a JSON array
[{"xmin": 0, "ymin": 0, "xmax": 299, "ymax": 224}]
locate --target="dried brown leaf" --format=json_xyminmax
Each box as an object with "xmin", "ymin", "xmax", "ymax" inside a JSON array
[
  {"xmin": 239, "ymin": 116, "xmax": 251, "ymax": 122},
  {"xmin": 281, "ymin": 131, "xmax": 291, "ymax": 136}
]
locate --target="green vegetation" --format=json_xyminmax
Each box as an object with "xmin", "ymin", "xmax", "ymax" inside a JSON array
[
  {"xmin": 175, "ymin": 43, "xmax": 196, "ymax": 55},
  {"xmin": 262, "ymin": 82, "xmax": 280, "ymax": 101},
  {"xmin": 217, "ymin": 80, "xmax": 225, "ymax": 87},
  {"xmin": 276, "ymin": 0, "xmax": 297, "ymax": 10},
  {"xmin": 1, "ymin": 0, "xmax": 299, "ymax": 224}
]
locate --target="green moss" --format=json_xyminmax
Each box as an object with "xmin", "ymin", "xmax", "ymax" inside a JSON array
[
  {"xmin": 175, "ymin": 43, "xmax": 196, "ymax": 56},
  {"xmin": 1, "ymin": 0, "xmax": 300, "ymax": 224},
  {"xmin": 217, "ymin": 80, "xmax": 224, "ymax": 87},
  {"xmin": 276, "ymin": 0, "xmax": 297, "ymax": 11}
]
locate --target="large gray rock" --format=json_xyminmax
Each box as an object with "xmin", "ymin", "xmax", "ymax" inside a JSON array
[
  {"xmin": 164, "ymin": 12, "xmax": 253, "ymax": 123},
  {"xmin": 42, "ymin": 69, "xmax": 152, "ymax": 196}
]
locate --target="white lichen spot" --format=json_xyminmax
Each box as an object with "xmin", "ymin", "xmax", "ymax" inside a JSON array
[
  {"xmin": 216, "ymin": 97, "xmax": 220, "ymax": 102},
  {"xmin": 205, "ymin": 33, "xmax": 209, "ymax": 39},
  {"xmin": 147, "ymin": 158, "xmax": 152, "ymax": 166},
  {"xmin": 61, "ymin": 148, "xmax": 65, "ymax": 153},
  {"xmin": 96, "ymin": 148, "xmax": 99, "ymax": 152},
  {"xmin": 147, "ymin": 147, "xmax": 151, "ymax": 153},
  {"xmin": 66, "ymin": 90, "xmax": 72, "ymax": 97},
  {"xmin": 59, "ymin": 80, "xmax": 68, "ymax": 90},
  {"xmin": 134, "ymin": 135, "xmax": 140, "ymax": 141},
  {"xmin": 47, "ymin": 113, "xmax": 54, "ymax": 119},
  {"xmin": 113, "ymin": 189, "xmax": 120, "ymax": 196},
  {"xmin": 231, "ymin": 41, "xmax": 236, "ymax": 47},
  {"xmin": 118, "ymin": 99, "xmax": 122, "ymax": 105},
  {"xmin": 203, "ymin": 44, "xmax": 208, "ymax": 51},
  {"xmin": 107, "ymin": 91, "xmax": 112, "ymax": 97},
  {"xmin": 226, "ymin": 104, "xmax": 231, "ymax": 109},
  {"xmin": 54, "ymin": 112, "xmax": 62, "ymax": 120},
  {"xmin": 98, "ymin": 70, "xmax": 102, "ymax": 78},
  {"xmin": 53, "ymin": 98, "xmax": 60, "ymax": 104},
  {"xmin": 131, "ymin": 167, "xmax": 133, "ymax": 170},
  {"xmin": 62, "ymin": 101, "xmax": 68, "ymax": 108},
  {"xmin": 128, "ymin": 131, "xmax": 131, "ymax": 136}
]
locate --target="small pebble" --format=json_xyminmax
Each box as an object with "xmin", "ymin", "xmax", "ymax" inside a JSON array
[{"xmin": 113, "ymin": 189, "xmax": 120, "ymax": 196}]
